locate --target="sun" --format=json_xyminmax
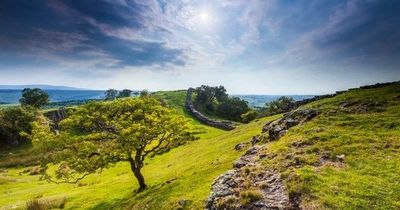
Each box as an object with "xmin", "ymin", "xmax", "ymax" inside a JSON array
[{"xmin": 200, "ymin": 12, "xmax": 209, "ymax": 21}]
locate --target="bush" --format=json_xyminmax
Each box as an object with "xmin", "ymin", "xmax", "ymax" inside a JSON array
[
  {"xmin": 0, "ymin": 106, "xmax": 41, "ymax": 146},
  {"xmin": 241, "ymin": 110, "xmax": 258, "ymax": 123}
]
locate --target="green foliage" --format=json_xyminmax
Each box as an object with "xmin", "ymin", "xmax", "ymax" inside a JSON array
[
  {"xmin": 216, "ymin": 97, "xmax": 250, "ymax": 121},
  {"xmin": 139, "ymin": 89, "xmax": 150, "ymax": 98},
  {"xmin": 19, "ymin": 88, "xmax": 49, "ymax": 108},
  {"xmin": 193, "ymin": 85, "xmax": 249, "ymax": 122},
  {"xmin": 241, "ymin": 110, "xmax": 258, "ymax": 123},
  {"xmin": 263, "ymin": 96, "xmax": 294, "ymax": 115},
  {"xmin": 104, "ymin": 89, "xmax": 118, "ymax": 100},
  {"xmin": 0, "ymin": 106, "xmax": 41, "ymax": 146},
  {"xmin": 117, "ymin": 89, "xmax": 133, "ymax": 98},
  {"xmin": 193, "ymin": 85, "xmax": 228, "ymax": 112},
  {"xmin": 32, "ymin": 97, "xmax": 191, "ymax": 190}
]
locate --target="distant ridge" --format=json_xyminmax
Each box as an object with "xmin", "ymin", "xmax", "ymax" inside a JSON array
[{"xmin": 0, "ymin": 85, "xmax": 86, "ymax": 90}]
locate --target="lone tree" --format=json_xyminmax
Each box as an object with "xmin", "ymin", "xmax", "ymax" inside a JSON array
[
  {"xmin": 118, "ymin": 89, "xmax": 133, "ymax": 98},
  {"xmin": 32, "ymin": 97, "xmax": 191, "ymax": 191},
  {"xmin": 104, "ymin": 89, "xmax": 119, "ymax": 100},
  {"xmin": 19, "ymin": 88, "xmax": 49, "ymax": 108}
]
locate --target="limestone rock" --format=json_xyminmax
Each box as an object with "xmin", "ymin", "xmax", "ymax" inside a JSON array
[{"xmin": 262, "ymin": 109, "xmax": 320, "ymax": 141}]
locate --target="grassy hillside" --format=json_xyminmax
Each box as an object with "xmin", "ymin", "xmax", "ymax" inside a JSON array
[
  {"xmin": 258, "ymin": 82, "xmax": 400, "ymax": 209},
  {"xmin": 0, "ymin": 90, "xmax": 280, "ymax": 209}
]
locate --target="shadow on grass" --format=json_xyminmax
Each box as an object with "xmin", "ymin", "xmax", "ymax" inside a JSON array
[{"xmin": 88, "ymin": 181, "xmax": 185, "ymax": 210}]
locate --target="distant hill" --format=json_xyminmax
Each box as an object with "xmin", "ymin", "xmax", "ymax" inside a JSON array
[
  {"xmin": 0, "ymin": 89, "xmax": 105, "ymax": 104},
  {"xmin": 0, "ymin": 85, "xmax": 86, "ymax": 90}
]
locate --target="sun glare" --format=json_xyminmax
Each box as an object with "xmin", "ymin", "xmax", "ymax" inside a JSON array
[{"xmin": 200, "ymin": 12, "xmax": 209, "ymax": 21}]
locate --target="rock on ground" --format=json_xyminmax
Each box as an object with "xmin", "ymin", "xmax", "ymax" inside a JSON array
[
  {"xmin": 262, "ymin": 109, "xmax": 319, "ymax": 141},
  {"xmin": 206, "ymin": 146, "xmax": 296, "ymax": 210}
]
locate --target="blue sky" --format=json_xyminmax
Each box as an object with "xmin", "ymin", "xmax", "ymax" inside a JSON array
[{"xmin": 0, "ymin": 0, "xmax": 399, "ymax": 94}]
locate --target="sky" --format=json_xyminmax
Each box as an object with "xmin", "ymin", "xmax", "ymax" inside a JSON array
[{"xmin": 0, "ymin": 0, "xmax": 399, "ymax": 94}]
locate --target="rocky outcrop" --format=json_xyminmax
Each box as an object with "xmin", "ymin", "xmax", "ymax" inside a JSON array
[
  {"xmin": 206, "ymin": 109, "xmax": 319, "ymax": 210},
  {"xmin": 206, "ymin": 145, "xmax": 295, "ymax": 210},
  {"xmin": 262, "ymin": 109, "xmax": 320, "ymax": 141},
  {"xmin": 185, "ymin": 88, "xmax": 235, "ymax": 130}
]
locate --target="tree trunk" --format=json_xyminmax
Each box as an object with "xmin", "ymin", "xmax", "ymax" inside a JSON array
[{"xmin": 128, "ymin": 157, "xmax": 146, "ymax": 191}]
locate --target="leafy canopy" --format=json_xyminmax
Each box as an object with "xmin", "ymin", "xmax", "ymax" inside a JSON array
[
  {"xmin": 118, "ymin": 89, "xmax": 133, "ymax": 98},
  {"xmin": 193, "ymin": 85, "xmax": 250, "ymax": 122},
  {"xmin": 0, "ymin": 106, "xmax": 41, "ymax": 146},
  {"xmin": 19, "ymin": 88, "xmax": 49, "ymax": 108},
  {"xmin": 104, "ymin": 89, "xmax": 119, "ymax": 100},
  {"xmin": 32, "ymin": 97, "xmax": 191, "ymax": 190},
  {"xmin": 264, "ymin": 96, "xmax": 295, "ymax": 115}
]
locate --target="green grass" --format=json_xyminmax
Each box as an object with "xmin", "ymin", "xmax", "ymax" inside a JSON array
[
  {"xmin": 258, "ymin": 82, "xmax": 400, "ymax": 209},
  {"xmin": 0, "ymin": 90, "xmax": 280, "ymax": 209}
]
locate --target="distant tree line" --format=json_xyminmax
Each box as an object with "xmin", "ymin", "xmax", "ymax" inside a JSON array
[{"xmin": 104, "ymin": 89, "xmax": 139, "ymax": 100}]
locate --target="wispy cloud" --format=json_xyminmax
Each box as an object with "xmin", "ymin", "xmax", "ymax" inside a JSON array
[{"xmin": 0, "ymin": 0, "xmax": 399, "ymax": 93}]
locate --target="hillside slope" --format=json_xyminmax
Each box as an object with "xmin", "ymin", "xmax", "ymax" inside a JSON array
[
  {"xmin": 209, "ymin": 82, "xmax": 400, "ymax": 209},
  {"xmin": 0, "ymin": 90, "xmax": 280, "ymax": 209}
]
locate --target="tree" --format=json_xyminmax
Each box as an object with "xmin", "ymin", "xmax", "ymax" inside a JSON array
[
  {"xmin": 264, "ymin": 96, "xmax": 295, "ymax": 115},
  {"xmin": 216, "ymin": 97, "xmax": 250, "ymax": 121},
  {"xmin": 0, "ymin": 106, "xmax": 41, "ymax": 146},
  {"xmin": 32, "ymin": 97, "xmax": 191, "ymax": 191},
  {"xmin": 118, "ymin": 89, "xmax": 133, "ymax": 98},
  {"xmin": 104, "ymin": 89, "xmax": 119, "ymax": 100},
  {"xmin": 194, "ymin": 85, "xmax": 219, "ymax": 113},
  {"xmin": 139, "ymin": 89, "xmax": 150, "ymax": 98},
  {"xmin": 19, "ymin": 88, "xmax": 49, "ymax": 108},
  {"xmin": 215, "ymin": 85, "xmax": 228, "ymax": 102}
]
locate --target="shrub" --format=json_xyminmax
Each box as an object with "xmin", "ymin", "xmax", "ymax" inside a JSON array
[{"xmin": 241, "ymin": 110, "xmax": 258, "ymax": 123}]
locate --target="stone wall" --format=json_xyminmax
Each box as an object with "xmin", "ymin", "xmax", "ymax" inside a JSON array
[
  {"xmin": 186, "ymin": 88, "xmax": 236, "ymax": 130},
  {"xmin": 292, "ymin": 81, "xmax": 399, "ymax": 109},
  {"xmin": 43, "ymin": 108, "xmax": 68, "ymax": 130}
]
